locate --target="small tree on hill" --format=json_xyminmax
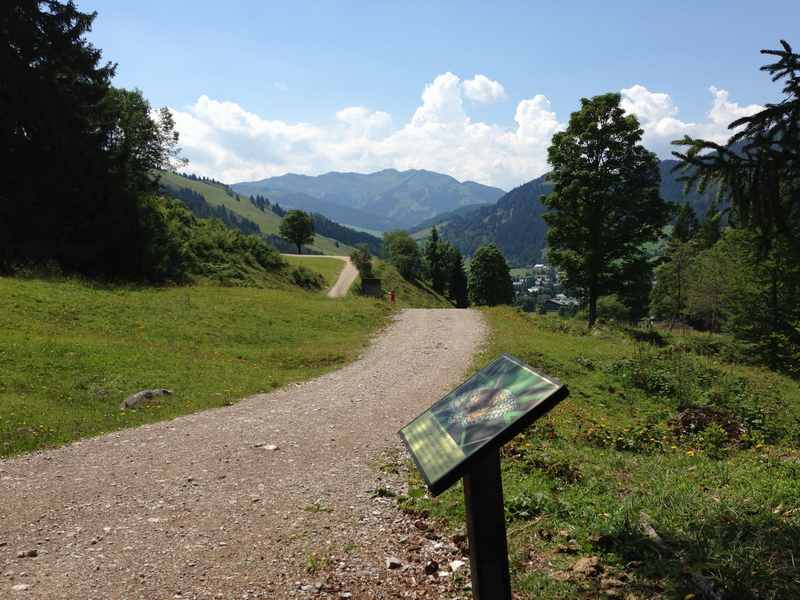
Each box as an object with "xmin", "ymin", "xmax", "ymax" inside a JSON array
[
  {"xmin": 383, "ymin": 230, "xmax": 421, "ymax": 280},
  {"xmin": 468, "ymin": 244, "xmax": 513, "ymax": 306},
  {"xmin": 279, "ymin": 210, "xmax": 315, "ymax": 254},
  {"xmin": 542, "ymin": 92, "xmax": 670, "ymax": 327},
  {"xmin": 424, "ymin": 227, "xmax": 447, "ymax": 294},
  {"xmin": 442, "ymin": 242, "xmax": 469, "ymax": 308}
]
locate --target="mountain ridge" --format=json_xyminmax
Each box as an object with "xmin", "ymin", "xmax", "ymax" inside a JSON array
[
  {"xmin": 231, "ymin": 168, "xmax": 505, "ymax": 230},
  {"xmin": 434, "ymin": 159, "xmax": 719, "ymax": 266}
]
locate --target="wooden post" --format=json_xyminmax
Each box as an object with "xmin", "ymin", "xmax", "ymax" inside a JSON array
[{"xmin": 463, "ymin": 448, "xmax": 512, "ymax": 600}]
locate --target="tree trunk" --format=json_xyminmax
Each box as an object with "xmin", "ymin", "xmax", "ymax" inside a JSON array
[
  {"xmin": 588, "ymin": 277, "xmax": 598, "ymax": 328},
  {"xmin": 769, "ymin": 259, "xmax": 779, "ymax": 369}
]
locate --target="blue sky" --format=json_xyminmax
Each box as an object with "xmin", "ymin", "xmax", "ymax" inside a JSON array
[{"xmin": 83, "ymin": 0, "xmax": 800, "ymax": 189}]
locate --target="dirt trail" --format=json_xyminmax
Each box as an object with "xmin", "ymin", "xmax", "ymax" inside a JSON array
[
  {"xmin": 0, "ymin": 309, "xmax": 487, "ymax": 599},
  {"xmin": 282, "ymin": 255, "xmax": 359, "ymax": 298}
]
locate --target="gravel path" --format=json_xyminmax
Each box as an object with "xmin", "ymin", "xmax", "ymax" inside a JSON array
[
  {"xmin": 324, "ymin": 257, "xmax": 358, "ymax": 299},
  {"xmin": 281, "ymin": 255, "xmax": 357, "ymax": 299},
  {"xmin": 0, "ymin": 309, "xmax": 487, "ymax": 599}
]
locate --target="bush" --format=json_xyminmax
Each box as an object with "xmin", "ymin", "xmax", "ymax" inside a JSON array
[
  {"xmin": 138, "ymin": 195, "xmax": 284, "ymax": 285},
  {"xmin": 596, "ymin": 294, "xmax": 630, "ymax": 322},
  {"xmin": 288, "ymin": 266, "xmax": 325, "ymax": 290},
  {"xmin": 350, "ymin": 244, "xmax": 373, "ymax": 278}
]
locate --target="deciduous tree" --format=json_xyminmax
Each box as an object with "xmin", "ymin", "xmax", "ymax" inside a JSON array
[
  {"xmin": 542, "ymin": 93, "xmax": 670, "ymax": 327},
  {"xmin": 468, "ymin": 243, "xmax": 513, "ymax": 306},
  {"xmin": 383, "ymin": 230, "xmax": 421, "ymax": 280},
  {"xmin": 279, "ymin": 210, "xmax": 315, "ymax": 254}
]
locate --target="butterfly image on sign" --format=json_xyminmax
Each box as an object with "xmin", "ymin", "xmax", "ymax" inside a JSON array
[{"xmin": 399, "ymin": 354, "xmax": 569, "ymax": 496}]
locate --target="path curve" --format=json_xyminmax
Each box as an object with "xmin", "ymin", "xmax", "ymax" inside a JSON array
[
  {"xmin": 283, "ymin": 254, "xmax": 359, "ymax": 298},
  {"xmin": 0, "ymin": 309, "xmax": 487, "ymax": 599}
]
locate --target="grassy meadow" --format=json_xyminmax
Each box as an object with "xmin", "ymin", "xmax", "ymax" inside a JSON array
[
  {"xmin": 399, "ymin": 308, "xmax": 800, "ymax": 599},
  {"xmin": 283, "ymin": 255, "xmax": 346, "ymax": 289},
  {"xmin": 370, "ymin": 260, "xmax": 453, "ymax": 308},
  {"xmin": 0, "ymin": 276, "xmax": 391, "ymax": 457}
]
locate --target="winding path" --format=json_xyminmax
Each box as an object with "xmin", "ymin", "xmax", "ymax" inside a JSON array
[
  {"xmin": 283, "ymin": 254, "xmax": 359, "ymax": 298},
  {"xmin": 0, "ymin": 309, "xmax": 487, "ymax": 599}
]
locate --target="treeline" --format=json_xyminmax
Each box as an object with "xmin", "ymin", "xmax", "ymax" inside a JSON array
[
  {"xmin": 0, "ymin": 2, "xmax": 285, "ymax": 284},
  {"xmin": 311, "ymin": 214, "xmax": 383, "ymax": 257},
  {"xmin": 249, "ymin": 194, "xmax": 271, "ymax": 212},
  {"xmin": 177, "ymin": 172, "xmax": 242, "ymax": 201},
  {"xmin": 166, "ymin": 187, "xmax": 261, "ymax": 236},
  {"xmin": 380, "ymin": 227, "xmax": 510, "ymax": 309},
  {"xmin": 540, "ymin": 41, "xmax": 800, "ymax": 376}
]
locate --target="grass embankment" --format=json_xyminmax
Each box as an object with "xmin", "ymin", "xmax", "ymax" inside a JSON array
[
  {"xmin": 400, "ymin": 308, "xmax": 800, "ymax": 599},
  {"xmin": 159, "ymin": 171, "xmax": 350, "ymax": 256},
  {"xmin": 0, "ymin": 276, "xmax": 391, "ymax": 457},
  {"xmin": 283, "ymin": 255, "xmax": 346, "ymax": 289},
  {"xmin": 370, "ymin": 260, "xmax": 452, "ymax": 308}
]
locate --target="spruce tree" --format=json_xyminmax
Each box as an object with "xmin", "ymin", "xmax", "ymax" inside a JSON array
[
  {"xmin": 442, "ymin": 242, "xmax": 469, "ymax": 308},
  {"xmin": 424, "ymin": 227, "xmax": 446, "ymax": 294},
  {"xmin": 673, "ymin": 203, "xmax": 699, "ymax": 243}
]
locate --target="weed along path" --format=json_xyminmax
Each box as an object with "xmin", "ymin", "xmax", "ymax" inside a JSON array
[
  {"xmin": 0, "ymin": 309, "xmax": 486, "ymax": 599},
  {"xmin": 283, "ymin": 254, "xmax": 359, "ymax": 298}
]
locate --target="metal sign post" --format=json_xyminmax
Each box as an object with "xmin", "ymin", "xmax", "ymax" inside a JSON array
[
  {"xmin": 463, "ymin": 447, "xmax": 511, "ymax": 600},
  {"xmin": 399, "ymin": 354, "xmax": 569, "ymax": 600}
]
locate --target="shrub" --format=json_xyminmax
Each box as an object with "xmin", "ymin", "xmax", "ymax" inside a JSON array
[
  {"xmin": 288, "ymin": 266, "xmax": 325, "ymax": 290},
  {"xmin": 137, "ymin": 195, "xmax": 284, "ymax": 285},
  {"xmin": 350, "ymin": 244, "xmax": 373, "ymax": 278},
  {"xmin": 596, "ymin": 294, "xmax": 630, "ymax": 322}
]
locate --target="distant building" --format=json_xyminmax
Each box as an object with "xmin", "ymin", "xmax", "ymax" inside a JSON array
[{"xmin": 543, "ymin": 293, "xmax": 579, "ymax": 313}]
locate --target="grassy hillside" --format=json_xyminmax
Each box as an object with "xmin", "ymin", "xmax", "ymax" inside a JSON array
[
  {"xmin": 159, "ymin": 171, "xmax": 350, "ymax": 256},
  {"xmin": 283, "ymin": 255, "xmax": 346, "ymax": 289},
  {"xmin": 369, "ymin": 260, "xmax": 453, "ymax": 308},
  {"xmin": 0, "ymin": 276, "xmax": 391, "ymax": 457},
  {"xmin": 400, "ymin": 308, "xmax": 800, "ymax": 599}
]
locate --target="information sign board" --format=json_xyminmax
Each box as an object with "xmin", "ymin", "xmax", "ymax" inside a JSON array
[{"xmin": 399, "ymin": 354, "xmax": 568, "ymax": 496}]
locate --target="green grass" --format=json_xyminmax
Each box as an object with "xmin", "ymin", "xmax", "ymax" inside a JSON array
[
  {"xmin": 369, "ymin": 260, "xmax": 453, "ymax": 308},
  {"xmin": 282, "ymin": 255, "xmax": 346, "ymax": 289},
  {"xmin": 158, "ymin": 171, "xmax": 350, "ymax": 256},
  {"xmin": 399, "ymin": 308, "xmax": 800, "ymax": 599},
  {"xmin": 0, "ymin": 276, "xmax": 391, "ymax": 457}
]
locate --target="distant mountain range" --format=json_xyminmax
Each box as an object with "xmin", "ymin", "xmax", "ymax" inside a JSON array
[
  {"xmin": 432, "ymin": 159, "xmax": 718, "ymax": 267},
  {"xmin": 231, "ymin": 169, "xmax": 505, "ymax": 231}
]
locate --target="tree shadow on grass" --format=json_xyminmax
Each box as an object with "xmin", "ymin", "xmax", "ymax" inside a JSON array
[{"xmin": 599, "ymin": 511, "xmax": 800, "ymax": 599}]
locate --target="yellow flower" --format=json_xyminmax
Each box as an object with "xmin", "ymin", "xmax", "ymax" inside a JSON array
[{"xmin": 687, "ymin": 450, "xmax": 695, "ymax": 456}]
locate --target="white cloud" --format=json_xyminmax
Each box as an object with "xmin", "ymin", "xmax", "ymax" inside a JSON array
[
  {"xmin": 170, "ymin": 77, "xmax": 762, "ymax": 190},
  {"xmin": 335, "ymin": 106, "xmax": 392, "ymax": 139},
  {"xmin": 621, "ymin": 84, "xmax": 763, "ymax": 156},
  {"xmin": 463, "ymin": 74, "xmax": 507, "ymax": 104}
]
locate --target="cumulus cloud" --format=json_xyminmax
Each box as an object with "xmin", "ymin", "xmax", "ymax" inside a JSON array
[
  {"xmin": 462, "ymin": 74, "xmax": 507, "ymax": 104},
  {"xmin": 170, "ymin": 76, "xmax": 762, "ymax": 190},
  {"xmin": 620, "ymin": 84, "xmax": 763, "ymax": 156}
]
